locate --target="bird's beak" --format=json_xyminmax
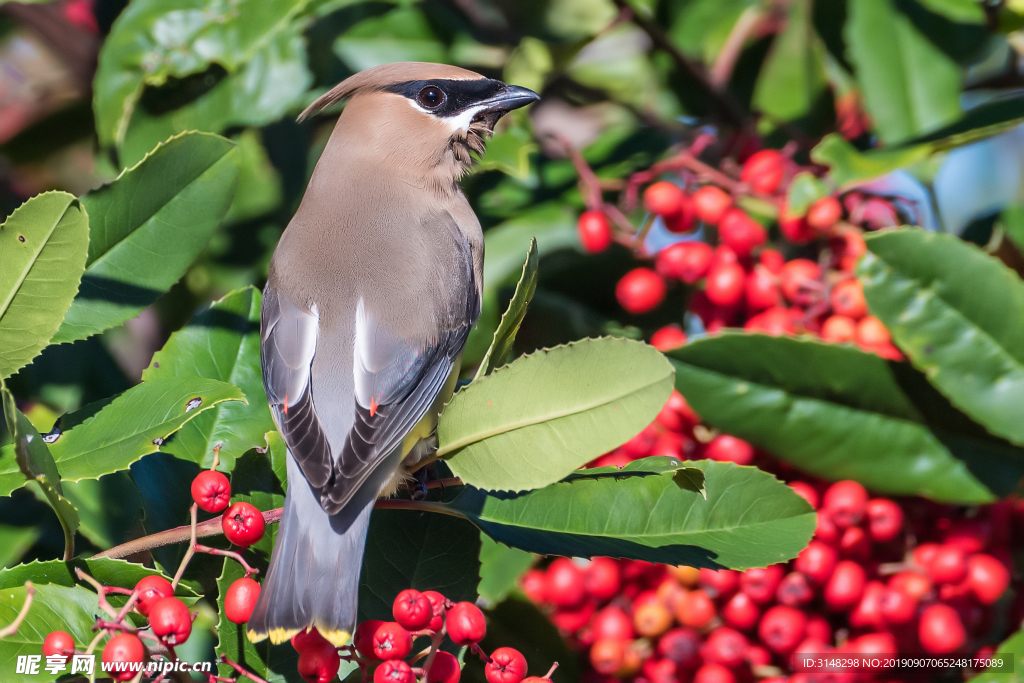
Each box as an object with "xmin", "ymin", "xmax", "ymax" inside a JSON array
[{"xmin": 477, "ymin": 85, "xmax": 541, "ymax": 114}]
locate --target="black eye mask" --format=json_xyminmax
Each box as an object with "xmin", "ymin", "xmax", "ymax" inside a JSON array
[{"xmin": 382, "ymin": 78, "xmax": 507, "ymax": 118}]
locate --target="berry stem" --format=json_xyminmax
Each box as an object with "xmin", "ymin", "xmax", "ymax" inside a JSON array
[
  {"xmin": 0, "ymin": 581, "xmax": 34, "ymax": 639},
  {"xmin": 194, "ymin": 544, "xmax": 259, "ymax": 577},
  {"xmin": 418, "ymin": 628, "xmax": 446, "ymax": 683},
  {"xmin": 220, "ymin": 654, "xmax": 271, "ymax": 683},
  {"xmin": 542, "ymin": 662, "xmax": 560, "ymax": 680},
  {"xmin": 171, "ymin": 504, "xmax": 199, "ymax": 591},
  {"xmin": 76, "ymin": 569, "xmax": 120, "ymax": 620}
]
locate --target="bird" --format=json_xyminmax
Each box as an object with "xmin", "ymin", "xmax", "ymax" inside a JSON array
[{"xmin": 245, "ymin": 62, "xmax": 540, "ymax": 647}]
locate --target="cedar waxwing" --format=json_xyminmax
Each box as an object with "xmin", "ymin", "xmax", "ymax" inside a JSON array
[{"xmin": 246, "ymin": 63, "xmax": 539, "ymax": 646}]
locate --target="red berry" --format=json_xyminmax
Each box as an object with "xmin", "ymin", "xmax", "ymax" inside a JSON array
[
  {"xmin": 446, "ymin": 601, "xmax": 486, "ymax": 645},
  {"xmin": 718, "ymin": 209, "xmax": 767, "ymax": 256},
  {"xmin": 191, "ymin": 469, "xmax": 231, "ymax": 513},
  {"xmin": 967, "ymin": 553, "xmax": 1010, "ymax": 604},
  {"xmin": 427, "ymin": 651, "xmax": 462, "ymax": 683},
  {"xmin": 758, "ymin": 605, "xmax": 806, "ymax": 654},
  {"xmin": 700, "ymin": 569, "xmax": 739, "ymax": 597},
  {"xmin": 760, "ymin": 249, "xmax": 785, "ymax": 274},
  {"xmin": 744, "ymin": 265, "xmax": 779, "ymax": 311},
  {"xmin": 224, "ymin": 577, "xmax": 260, "ymax": 624},
  {"xmin": 692, "ymin": 186, "xmax": 732, "ymax": 225},
  {"xmin": 616, "ymin": 268, "xmax": 666, "ymax": 314},
  {"xmin": 676, "ymin": 589, "xmax": 716, "ymax": 628},
  {"xmin": 373, "ymin": 622, "xmax": 412, "ymax": 660},
  {"xmin": 645, "ymin": 182, "xmax": 686, "ymax": 216},
  {"xmin": 550, "ymin": 600, "xmax": 594, "ymax": 632},
  {"xmin": 807, "ymin": 197, "xmax": 843, "ymax": 230},
  {"xmin": 744, "ymin": 307, "xmax": 796, "ymax": 336},
  {"xmin": 642, "ymin": 657, "xmax": 678, "ymax": 683},
  {"xmin": 788, "ymin": 482, "xmax": 819, "ymax": 509},
  {"xmin": 853, "ymin": 632, "xmax": 897, "ymax": 658},
  {"xmin": 913, "ymin": 542, "xmax": 940, "ymax": 569},
  {"xmin": 590, "ymin": 639, "xmax": 625, "ymax": 675},
  {"xmin": 520, "ymin": 571, "xmax": 546, "ymax": 604},
  {"xmin": 866, "ymin": 498, "xmax": 903, "ymax": 542},
  {"xmin": 292, "ymin": 627, "xmax": 330, "ymax": 654},
  {"xmin": 134, "ymin": 575, "xmax": 173, "ymax": 617},
  {"xmin": 376, "ymin": 659, "xmax": 416, "ymax": 683},
  {"xmin": 779, "ymin": 210, "xmax": 815, "ymax": 244},
  {"xmin": 814, "ymin": 509, "xmax": 840, "ymax": 545},
  {"xmin": 776, "ymin": 572, "xmax": 813, "ymax": 607},
  {"xmin": 42, "ymin": 631, "xmax": 74, "ymax": 662},
  {"xmin": 577, "ymin": 211, "xmax": 612, "ymax": 253},
  {"xmin": 822, "ymin": 480, "xmax": 868, "ymax": 528},
  {"xmin": 919, "ymin": 604, "xmax": 966, "ymax": 654},
  {"xmin": 722, "ymin": 591, "xmax": 760, "ymax": 630},
  {"xmin": 943, "ymin": 518, "xmax": 991, "ymax": 554},
  {"xmin": 393, "ymin": 589, "xmax": 432, "ymax": 631},
  {"xmin": 927, "ymin": 545, "xmax": 968, "ymax": 584},
  {"xmin": 805, "ymin": 614, "xmax": 832, "ymax": 644},
  {"xmin": 705, "ymin": 263, "xmax": 745, "ymax": 307},
  {"xmin": 741, "ymin": 150, "xmax": 786, "ymax": 194},
  {"xmin": 592, "ymin": 605, "xmax": 634, "ymax": 641},
  {"xmin": 353, "ymin": 620, "xmax": 383, "ymax": 659},
  {"xmin": 650, "ymin": 325, "xmax": 687, "ymax": 351},
  {"xmin": 879, "ymin": 585, "xmax": 917, "ymax": 624},
  {"xmin": 655, "ymin": 241, "xmax": 713, "ymax": 284},
  {"xmin": 704, "ymin": 435, "xmax": 754, "ymax": 465},
  {"xmin": 584, "ymin": 557, "xmax": 621, "ymax": 601},
  {"xmin": 545, "ymin": 558, "xmax": 585, "ymax": 608},
  {"xmin": 702, "ymin": 628, "xmax": 748, "ymax": 668},
  {"xmin": 779, "ymin": 259, "xmax": 822, "ymax": 305},
  {"xmin": 485, "ymin": 647, "xmax": 527, "ymax": 683},
  {"xmin": 298, "ymin": 641, "xmax": 341, "ymax": 683},
  {"xmin": 658, "ymin": 627, "xmax": 702, "ymax": 668},
  {"xmin": 102, "ymin": 634, "xmax": 146, "ymax": 682},
  {"xmin": 889, "ymin": 571, "xmax": 933, "ymax": 602},
  {"xmin": 634, "ymin": 597, "xmax": 673, "ymax": 638},
  {"xmin": 740, "ymin": 565, "xmax": 784, "ymax": 604},
  {"xmin": 694, "ymin": 663, "xmax": 736, "ymax": 683},
  {"xmin": 746, "ymin": 644, "xmax": 772, "ymax": 667},
  {"xmin": 839, "ymin": 526, "xmax": 871, "ymax": 562},
  {"xmin": 222, "ymin": 501, "xmax": 265, "ymax": 547},
  {"xmin": 824, "ymin": 560, "xmax": 866, "ymax": 612},
  {"xmin": 855, "ymin": 316, "xmax": 890, "ymax": 346},
  {"xmin": 830, "ymin": 280, "xmax": 867, "ymax": 319},
  {"xmin": 821, "ymin": 315, "xmax": 856, "ymax": 343},
  {"xmin": 849, "ymin": 580, "xmax": 885, "ymax": 629},
  {"xmin": 148, "ymin": 597, "xmax": 192, "ymax": 645}
]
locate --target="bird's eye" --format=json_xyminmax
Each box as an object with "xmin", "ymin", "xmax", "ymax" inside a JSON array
[{"xmin": 417, "ymin": 86, "xmax": 445, "ymax": 108}]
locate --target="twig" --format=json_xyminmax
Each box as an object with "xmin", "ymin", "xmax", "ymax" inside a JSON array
[
  {"xmin": 76, "ymin": 570, "xmax": 119, "ymax": 619},
  {"xmin": 220, "ymin": 655, "xmax": 271, "ymax": 683},
  {"xmin": 710, "ymin": 7, "xmax": 766, "ymax": 88},
  {"xmin": 419, "ymin": 629, "xmax": 447, "ymax": 683},
  {"xmin": 171, "ymin": 506, "xmax": 199, "ymax": 591},
  {"xmin": 0, "ymin": 581, "xmax": 34, "ymax": 639},
  {"xmin": 543, "ymin": 662, "xmax": 560, "ymax": 679}
]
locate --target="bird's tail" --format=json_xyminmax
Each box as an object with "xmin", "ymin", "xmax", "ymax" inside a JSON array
[{"xmin": 246, "ymin": 455, "xmax": 373, "ymax": 647}]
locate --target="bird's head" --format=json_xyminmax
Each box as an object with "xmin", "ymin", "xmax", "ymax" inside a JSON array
[{"xmin": 300, "ymin": 62, "xmax": 540, "ymax": 182}]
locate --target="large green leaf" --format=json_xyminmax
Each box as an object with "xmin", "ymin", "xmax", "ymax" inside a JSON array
[
  {"xmin": 845, "ymin": 0, "xmax": 962, "ymax": 144},
  {"xmin": 811, "ymin": 134, "xmax": 931, "ymax": 188},
  {"xmin": 142, "ymin": 287, "xmax": 274, "ymax": 469},
  {"xmin": 0, "ymin": 377, "xmax": 246, "ymax": 497},
  {"xmin": 0, "ymin": 526, "xmax": 37, "ymax": 569},
  {"xmin": 752, "ymin": 0, "xmax": 827, "ymax": 123},
  {"xmin": 439, "ymin": 338, "xmax": 674, "ymax": 492},
  {"xmin": 670, "ymin": 333, "xmax": 1024, "ymax": 503},
  {"xmin": 1, "ymin": 386, "xmax": 78, "ymax": 560},
  {"xmin": 0, "ymin": 192, "xmax": 88, "ymax": 380},
  {"xmin": 53, "ymin": 132, "xmax": 240, "ymax": 344},
  {"xmin": 475, "ymin": 239, "xmax": 538, "ymax": 380},
  {"xmin": 444, "ymin": 458, "xmax": 815, "ymax": 570},
  {"xmin": 0, "ymin": 584, "xmax": 104, "ymax": 683},
  {"xmin": 61, "ymin": 472, "xmax": 144, "ymax": 551},
  {"xmin": 917, "ymin": 0, "xmax": 985, "ymax": 24},
  {"xmin": 359, "ymin": 509, "xmax": 482, "ymax": 622},
  {"xmin": 859, "ymin": 229, "xmax": 1024, "ymax": 446},
  {"xmin": 93, "ymin": 0, "xmax": 312, "ymax": 147},
  {"xmin": 969, "ymin": 629, "xmax": 1024, "ymax": 682},
  {"xmin": 0, "ymin": 558, "xmax": 196, "ymax": 597},
  {"xmin": 477, "ymin": 534, "xmax": 535, "ymax": 607}
]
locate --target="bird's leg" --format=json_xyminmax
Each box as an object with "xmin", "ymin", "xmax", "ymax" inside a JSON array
[{"xmin": 404, "ymin": 436, "xmax": 439, "ymax": 500}]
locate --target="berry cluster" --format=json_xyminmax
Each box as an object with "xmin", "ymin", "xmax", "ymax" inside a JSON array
[
  {"xmin": 290, "ymin": 589, "xmax": 559, "ymax": 683},
  {"xmin": 572, "ymin": 138, "xmax": 902, "ymax": 359},
  {"xmin": 520, "ymin": 392, "xmax": 1018, "ymax": 682}
]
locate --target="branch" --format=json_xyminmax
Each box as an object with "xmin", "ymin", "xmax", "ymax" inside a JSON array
[
  {"xmin": 710, "ymin": 6, "xmax": 766, "ymax": 88},
  {"xmin": 0, "ymin": 581, "xmax": 34, "ymax": 639}
]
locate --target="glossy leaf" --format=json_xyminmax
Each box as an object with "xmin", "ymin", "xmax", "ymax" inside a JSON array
[
  {"xmin": 53, "ymin": 132, "xmax": 241, "ymax": 344},
  {"xmin": 670, "ymin": 333, "xmax": 1024, "ymax": 502},
  {"xmin": 859, "ymin": 229, "xmax": 1024, "ymax": 446},
  {"xmin": 917, "ymin": 0, "xmax": 985, "ymax": 24},
  {"xmin": 445, "ymin": 458, "xmax": 815, "ymax": 570},
  {"xmin": 61, "ymin": 472, "xmax": 144, "ymax": 551},
  {"xmin": 0, "ymin": 377, "xmax": 246, "ymax": 497},
  {"xmin": 439, "ymin": 338, "xmax": 675, "ymax": 492},
  {"xmin": 0, "ymin": 526, "xmax": 37, "ymax": 569},
  {"xmin": 477, "ymin": 534, "xmax": 535, "ymax": 606},
  {"xmin": 143, "ymin": 287, "xmax": 274, "ymax": 469},
  {"xmin": 786, "ymin": 172, "xmax": 830, "ymax": 215},
  {"xmin": 812, "ymin": 134, "xmax": 931, "ymax": 188},
  {"xmin": 0, "ymin": 192, "xmax": 88, "ymax": 379},
  {"xmin": 0, "ymin": 558, "xmax": 196, "ymax": 597},
  {"xmin": 752, "ymin": 0, "xmax": 827, "ymax": 123},
  {"xmin": 845, "ymin": 0, "xmax": 962, "ymax": 144},
  {"xmin": 475, "ymin": 238, "xmax": 538, "ymax": 380}
]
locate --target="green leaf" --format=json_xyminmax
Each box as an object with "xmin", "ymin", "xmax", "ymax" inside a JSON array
[
  {"xmin": 969, "ymin": 628, "xmax": 1024, "ymax": 682},
  {"xmin": 845, "ymin": 0, "xmax": 963, "ymax": 144},
  {"xmin": 752, "ymin": 0, "xmax": 827, "ymax": 123},
  {"xmin": 917, "ymin": 0, "xmax": 985, "ymax": 24},
  {"xmin": 359, "ymin": 509, "xmax": 482, "ymax": 622},
  {"xmin": 669, "ymin": 332, "xmax": 1024, "ymax": 503},
  {"xmin": 0, "ymin": 584, "xmax": 104, "ymax": 683},
  {"xmin": 93, "ymin": 0, "xmax": 312, "ymax": 147},
  {"xmin": 334, "ymin": 6, "xmax": 446, "ymax": 71},
  {"xmin": 475, "ymin": 239, "xmax": 538, "ymax": 380},
  {"xmin": 445, "ymin": 458, "xmax": 815, "ymax": 570},
  {"xmin": 902, "ymin": 93, "xmax": 1024, "ymax": 151},
  {"xmin": 61, "ymin": 472, "xmax": 143, "ymax": 551},
  {"xmin": 0, "ymin": 526, "xmax": 38, "ymax": 569},
  {"xmin": 477, "ymin": 534, "xmax": 535, "ymax": 607},
  {"xmin": 439, "ymin": 338, "xmax": 675, "ymax": 492},
  {"xmin": 142, "ymin": 287, "xmax": 274, "ymax": 469},
  {"xmin": 475, "ymin": 126, "xmax": 539, "ymax": 185},
  {"xmin": 1001, "ymin": 204, "xmax": 1024, "ymax": 253},
  {"xmin": 0, "ymin": 558, "xmax": 196, "ymax": 597},
  {"xmin": 811, "ymin": 134, "xmax": 931, "ymax": 188},
  {"xmin": 785, "ymin": 172, "xmax": 830, "ymax": 216},
  {"xmin": 0, "ymin": 192, "xmax": 88, "ymax": 380},
  {"xmin": 53, "ymin": 132, "xmax": 241, "ymax": 344},
  {"xmin": 859, "ymin": 229, "xmax": 1024, "ymax": 446},
  {"xmin": 0, "ymin": 377, "xmax": 246, "ymax": 497},
  {"xmin": 1, "ymin": 386, "xmax": 78, "ymax": 560}
]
